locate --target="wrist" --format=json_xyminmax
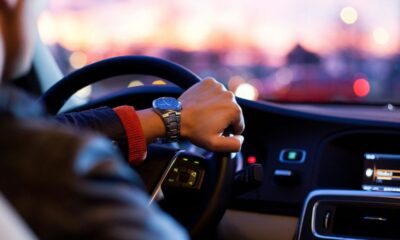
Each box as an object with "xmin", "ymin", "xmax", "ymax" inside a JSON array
[
  {"xmin": 137, "ymin": 109, "xmax": 165, "ymax": 143},
  {"xmin": 179, "ymin": 108, "xmax": 191, "ymax": 139}
]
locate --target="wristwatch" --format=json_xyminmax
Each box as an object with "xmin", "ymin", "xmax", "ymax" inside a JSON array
[{"xmin": 152, "ymin": 97, "xmax": 182, "ymax": 143}]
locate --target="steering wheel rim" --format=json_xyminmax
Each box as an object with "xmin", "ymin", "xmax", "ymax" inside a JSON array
[
  {"xmin": 40, "ymin": 56, "xmax": 200, "ymax": 114},
  {"xmin": 40, "ymin": 56, "xmax": 236, "ymax": 238}
]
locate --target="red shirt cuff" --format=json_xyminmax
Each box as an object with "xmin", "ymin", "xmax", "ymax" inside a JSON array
[{"xmin": 113, "ymin": 106, "xmax": 147, "ymax": 166}]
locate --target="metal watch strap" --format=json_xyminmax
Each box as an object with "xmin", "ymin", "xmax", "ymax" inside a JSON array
[{"xmin": 161, "ymin": 111, "xmax": 181, "ymax": 142}]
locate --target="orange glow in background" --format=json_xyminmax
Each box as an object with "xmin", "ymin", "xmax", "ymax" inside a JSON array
[
  {"xmin": 37, "ymin": 0, "xmax": 400, "ymax": 103},
  {"xmin": 38, "ymin": 0, "xmax": 400, "ymax": 67}
]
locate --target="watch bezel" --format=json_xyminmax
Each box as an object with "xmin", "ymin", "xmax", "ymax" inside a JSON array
[{"xmin": 152, "ymin": 97, "xmax": 182, "ymax": 112}]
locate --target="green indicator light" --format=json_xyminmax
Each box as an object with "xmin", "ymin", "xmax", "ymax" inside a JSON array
[
  {"xmin": 288, "ymin": 152, "xmax": 297, "ymax": 160},
  {"xmin": 194, "ymin": 161, "xmax": 200, "ymax": 165},
  {"xmin": 168, "ymin": 178, "xmax": 175, "ymax": 182},
  {"xmin": 183, "ymin": 158, "xmax": 189, "ymax": 161},
  {"xmin": 188, "ymin": 181, "xmax": 193, "ymax": 186},
  {"xmin": 173, "ymin": 168, "xmax": 178, "ymax": 172}
]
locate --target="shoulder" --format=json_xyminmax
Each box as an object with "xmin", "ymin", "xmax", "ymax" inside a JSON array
[
  {"xmin": 0, "ymin": 118, "xmax": 142, "ymax": 185},
  {"xmin": 0, "ymin": 118, "xmax": 189, "ymax": 240}
]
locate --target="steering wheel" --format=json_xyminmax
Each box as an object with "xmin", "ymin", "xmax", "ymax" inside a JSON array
[{"xmin": 40, "ymin": 56, "xmax": 236, "ymax": 238}]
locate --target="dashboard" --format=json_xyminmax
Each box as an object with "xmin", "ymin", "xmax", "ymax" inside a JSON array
[
  {"xmin": 222, "ymin": 99, "xmax": 400, "ymax": 239},
  {"xmin": 232, "ymin": 98, "xmax": 400, "ymax": 216}
]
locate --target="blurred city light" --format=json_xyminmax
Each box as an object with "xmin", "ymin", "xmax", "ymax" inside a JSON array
[
  {"xmin": 152, "ymin": 80, "xmax": 167, "ymax": 85},
  {"xmin": 39, "ymin": 1, "xmax": 399, "ymax": 64},
  {"xmin": 75, "ymin": 86, "xmax": 92, "ymax": 99},
  {"xmin": 340, "ymin": 6, "xmax": 358, "ymax": 25},
  {"xmin": 373, "ymin": 27, "xmax": 390, "ymax": 45},
  {"xmin": 39, "ymin": 0, "xmax": 400, "ymax": 103},
  {"xmin": 38, "ymin": 12, "xmax": 57, "ymax": 44},
  {"xmin": 69, "ymin": 51, "xmax": 87, "ymax": 69},
  {"xmin": 275, "ymin": 67, "xmax": 294, "ymax": 87},
  {"xmin": 353, "ymin": 78, "xmax": 370, "ymax": 97},
  {"xmin": 128, "ymin": 80, "xmax": 144, "ymax": 87},
  {"xmin": 235, "ymin": 83, "xmax": 259, "ymax": 100}
]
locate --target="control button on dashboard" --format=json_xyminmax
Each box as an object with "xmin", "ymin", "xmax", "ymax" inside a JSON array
[
  {"xmin": 279, "ymin": 149, "xmax": 306, "ymax": 163},
  {"xmin": 273, "ymin": 169, "xmax": 299, "ymax": 185}
]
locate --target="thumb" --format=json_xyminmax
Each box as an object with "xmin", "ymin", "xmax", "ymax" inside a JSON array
[{"xmin": 208, "ymin": 135, "xmax": 244, "ymax": 152}]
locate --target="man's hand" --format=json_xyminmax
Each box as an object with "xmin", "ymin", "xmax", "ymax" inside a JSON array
[
  {"xmin": 137, "ymin": 77, "xmax": 245, "ymax": 152},
  {"xmin": 179, "ymin": 78, "xmax": 245, "ymax": 152}
]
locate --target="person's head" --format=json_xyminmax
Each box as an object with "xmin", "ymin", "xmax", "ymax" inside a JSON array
[{"xmin": 0, "ymin": 0, "xmax": 47, "ymax": 84}]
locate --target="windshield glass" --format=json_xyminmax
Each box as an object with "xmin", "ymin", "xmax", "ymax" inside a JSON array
[{"xmin": 40, "ymin": 0, "xmax": 400, "ymax": 104}]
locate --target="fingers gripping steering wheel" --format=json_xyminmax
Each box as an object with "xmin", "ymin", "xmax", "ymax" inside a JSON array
[{"xmin": 40, "ymin": 56, "xmax": 236, "ymax": 238}]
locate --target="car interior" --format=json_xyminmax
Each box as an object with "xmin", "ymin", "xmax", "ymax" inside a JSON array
[{"xmin": 6, "ymin": 0, "xmax": 400, "ymax": 239}]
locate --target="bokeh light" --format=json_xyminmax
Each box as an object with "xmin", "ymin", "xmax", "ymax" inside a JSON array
[
  {"xmin": 69, "ymin": 51, "xmax": 88, "ymax": 69},
  {"xmin": 235, "ymin": 83, "xmax": 259, "ymax": 100},
  {"xmin": 275, "ymin": 67, "xmax": 293, "ymax": 87},
  {"xmin": 152, "ymin": 80, "xmax": 167, "ymax": 85},
  {"xmin": 353, "ymin": 78, "xmax": 370, "ymax": 97},
  {"xmin": 340, "ymin": 6, "xmax": 358, "ymax": 25},
  {"xmin": 128, "ymin": 80, "xmax": 144, "ymax": 87},
  {"xmin": 373, "ymin": 27, "xmax": 390, "ymax": 45},
  {"xmin": 38, "ymin": 12, "xmax": 57, "ymax": 44}
]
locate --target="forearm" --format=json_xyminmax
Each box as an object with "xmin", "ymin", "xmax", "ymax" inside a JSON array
[
  {"xmin": 54, "ymin": 107, "xmax": 128, "ymax": 150},
  {"xmin": 54, "ymin": 107, "xmax": 126, "ymax": 141}
]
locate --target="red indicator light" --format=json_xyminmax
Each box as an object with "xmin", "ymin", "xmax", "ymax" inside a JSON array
[
  {"xmin": 353, "ymin": 78, "xmax": 370, "ymax": 97},
  {"xmin": 247, "ymin": 156, "xmax": 257, "ymax": 164}
]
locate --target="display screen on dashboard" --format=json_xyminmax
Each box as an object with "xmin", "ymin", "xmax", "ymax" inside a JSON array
[{"xmin": 363, "ymin": 153, "xmax": 400, "ymax": 192}]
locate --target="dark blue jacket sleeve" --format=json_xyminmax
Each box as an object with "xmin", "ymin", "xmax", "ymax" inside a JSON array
[{"xmin": 54, "ymin": 107, "xmax": 129, "ymax": 159}]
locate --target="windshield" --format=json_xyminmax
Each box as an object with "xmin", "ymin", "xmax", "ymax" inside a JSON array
[{"xmin": 39, "ymin": 0, "xmax": 400, "ymax": 104}]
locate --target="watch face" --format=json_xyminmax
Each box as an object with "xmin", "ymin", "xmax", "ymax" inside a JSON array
[{"xmin": 153, "ymin": 97, "xmax": 182, "ymax": 111}]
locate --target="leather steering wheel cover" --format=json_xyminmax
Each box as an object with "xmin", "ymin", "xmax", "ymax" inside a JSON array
[{"xmin": 40, "ymin": 56, "xmax": 200, "ymax": 114}]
